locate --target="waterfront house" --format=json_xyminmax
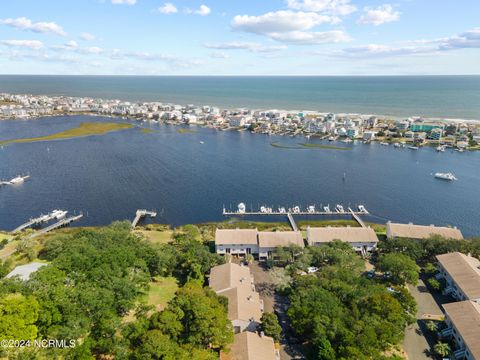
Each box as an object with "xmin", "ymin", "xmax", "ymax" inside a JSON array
[
  {"xmin": 215, "ymin": 229, "xmax": 259, "ymax": 257},
  {"xmin": 429, "ymin": 128, "xmax": 443, "ymax": 140},
  {"xmin": 220, "ymin": 331, "xmax": 279, "ymax": 360},
  {"xmin": 221, "ymin": 284, "xmax": 264, "ymax": 333},
  {"xmin": 209, "ymin": 263, "xmax": 255, "ymax": 293},
  {"xmin": 404, "ymin": 130, "xmax": 415, "ymax": 139},
  {"xmin": 441, "ymin": 300, "xmax": 480, "ymax": 360},
  {"xmin": 386, "ymin": 222, "xmax": 464, "ymax": 240},
  {"xmin": 306, "ymin": 226, "xmax": 379, "ymax": 256},
  {"xmin": 363, "ymin": 131, "xmax": 376, "ymax": 141},
  {"xmin": 257, "ymin": 231, "xmax": 304, "ymax": 260},
  {"xmin": 436, "ymin": 252, "xmax": 480, "ymax": 302}
]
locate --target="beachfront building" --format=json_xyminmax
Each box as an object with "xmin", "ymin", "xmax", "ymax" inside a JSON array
[
  {"xmin": 363, "ymin": 131, "xmax": 376, "ymax": 141},
  {"xmin": 441, "ymin": 301, "xmax": 480, "ymax": 360},
  {"xmin": 429, "ymin": 128, "xmax": 443, "ymax": 140},
  {"xmin": 386, "ymin": 222, "xmax": 464, "ymax": 240},
  {"xmin": 410, "ymin": 122, "xmax": 445, "ymax": 132},
  {"xmin": 258, "ymin": 231, "xmax": 304, "ymax": 261},
  {"xmin": 436, "ymin": 252, "xmax": 480, "ymax": 302},
  {"xmin": 215, "ymin": 229, "xmax": 259, "ymax": 257},
  {"xmin": 306, "ymin": 226, "xmax": 379, "ymax": 256},
  {"xmin": 221, "ymin": 332, "xmax": 279, "ymax": 360}
]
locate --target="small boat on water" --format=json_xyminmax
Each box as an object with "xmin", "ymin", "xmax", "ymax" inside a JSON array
[
  {"xmin": 9, "ymin": 175, "xmax": 30, "ymax": 184},
  {"xmin": 323, "ymin": 205, "xmax": 331, "ymax": 213},
  {"xmin": 335, "ymin": 204, "xmax": 345, "ymax": 213},
  {"xmin": 408, "ymin": 146, "xmax": 419, "ymax": 150},
  {"xmin": 358, "ymin": 205, "xmax": 367, "ymax": 213},
  {"xmin": 307, "ymin": 205, "xmax": 315, "ymax": 213},
  {"xmin": 380, "ymin": 142, "xmax": 389, "ymax": 146},
  {"xmin": 434, "ymin": 172, "xmax": 457, "ymax": 181},
  {"xmin": 199, "ymin": 141, "xmax": 204, "ymax": 144},
  {"xmin": 51, "ymin": 209, "xmax": 68, "ymax": 220},
  {"xmin": 436, "ymin": 145, "xmax": 446, "ymax": 152}
]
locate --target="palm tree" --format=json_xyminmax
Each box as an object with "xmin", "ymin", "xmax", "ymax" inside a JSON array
[
  {"xmin": 433, "ymin": 342, "xmax": 450, "ymax": 358},
  {"xmin": 425, "ymin": 320, "xmax": 438, "ymax": 333}
]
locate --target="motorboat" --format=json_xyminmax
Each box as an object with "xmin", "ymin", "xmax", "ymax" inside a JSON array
[
  {"xmin": 323, "ymin": 205, "xmax": 331, "ymax": 213},
  {"xmin": 237, "ymin": 203, "xmax": 246, "ymax": 214},
  {"xmin": 51, "ymin": 209, "xmax": 68, "ymax": 220},
  {"xmin": 335, "ymin": 204, "xmax": 345, "ymax": 213},
  {"xmin": 307, "ymin": 205, "xmax": 315, "ymax": 213},
  {"xmin": 358, "ymin": 205, "xmax": 367, "ymax": 213},
  {"xmin": 434, "ymin": 172, "xmax": 457, "ymax": 181}
]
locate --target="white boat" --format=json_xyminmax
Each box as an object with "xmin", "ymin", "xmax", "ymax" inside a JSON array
[
  {"xmin": 9, "ymin": 175, "xmax": 30, "ymax": 184},
  {"xmin": 434, "ymin": 172, "xmax": 457, "ymax": 181},
  {"xmin": 380, "ymin": 142, "xmax": 389, "ymax": 146},
  {"xmin": 51, "ymin": 209, "xmax": 68, "ymax": 220},
  {"xmin": 199, "ymin": 141, "xmax": 204, "ymax": 144},
  {"xmin": 278, "ymin": 207, "xmax": 286, "ymax": 213},
  {"xmin": 237, "ymin": 203, "xmax": 246, "ymax": 214},
  {"xmin": 307, "ymin": 205, "xmax": 315, "ymax": 213},
  {"xmin": 436, "ymin": 145, "xmax": 445, "ymax": 152},
  {"xmin": 335, "ymin": 204, "xmax": 345, "ymax": 213},
  {"xmin": 323, "ymin": 205, "xmax": 331, "ymax": 213},
  {"xmin": 260, "ymin": 206, "xmax": 267, "ymax": 213},
  {"xmin": 358, "ymin": 205, "xmax": 367, "ymax": 213},
  {"xmin": 408, "ymin": 146, "xmax": 419, "ymax": 150},
  {"xmin": 328, "ymin": 136, "xmax": 335, "ymax": 141},
  {"xmin": 292, "ymin": 206, "xmax": 300, "ymax": 214}
]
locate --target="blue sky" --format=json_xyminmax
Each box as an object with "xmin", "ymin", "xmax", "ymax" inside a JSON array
[{"xmin": 0, "ymin": 0, "xmax": 479, "ymax": 75}]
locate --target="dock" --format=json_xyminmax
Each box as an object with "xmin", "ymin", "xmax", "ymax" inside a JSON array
[
  {"xmin": 349, "ymin": 208, "xmax": 366, "ymax": 228},
  {"xmin": 287, "ymin": 213, "xmax": 299, "ymax": 231},
  {"xmin": 12, "ymin": 214, "xmax": 51, "ymax": 233},
  {"xmin": 132, "ymin": 209, "xmax": 157, "ymax": 228},
  {"xmin": 29, "ymin": 214, "xmax": 83, "ymax": 239},
  {"xmin": 222, "ymin": 209, "xmax": 369, "ymax": 216}
]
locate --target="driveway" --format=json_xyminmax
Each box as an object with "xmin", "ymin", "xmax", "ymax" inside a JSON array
[
  {"xmin": 249, "ymin": 261, "xmax": 304, "ymax": 360},
  {"xmin": 403, "ymin": 277, "xmax": 451, "ymax": 360}
]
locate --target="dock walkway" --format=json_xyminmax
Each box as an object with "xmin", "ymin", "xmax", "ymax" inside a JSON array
[
  {"xmin": 349, "ymin": 208, "xmax": 366, "ymax": 228},
  {"xmin": 131, "ymin": 209, "xmax": 157, "ymax": 228},
  {"xmin": 286, "ymin": 213, "xmax": 299, "ymax": 231},
  {"xmin": 29, "ymin": 214, "xmax": 83, "ymax": 239}
]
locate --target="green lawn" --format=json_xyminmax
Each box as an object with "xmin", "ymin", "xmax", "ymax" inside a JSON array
[
  {"xmin": 146, "ymin": 276, "xmax": 178, "ymax": 311},
  {"xmin": 134, "ymin": 230, "xmax": 173, "ymax": 244}
]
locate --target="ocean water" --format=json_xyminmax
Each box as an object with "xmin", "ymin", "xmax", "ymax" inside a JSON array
[
  {"xmin": 1, "ymin": 115, "xmax": 479, "ymax": 237},
  {"xmin": 1, "ymin": 75, "xmax": 480, "ymax": 119}
]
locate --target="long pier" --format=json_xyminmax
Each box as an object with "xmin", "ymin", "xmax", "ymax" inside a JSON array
[
  {"xmin": 222, "ymin": 209, "xmax": 369, "ymax": 216},
  {"xmin": 29, "ymin": 214, "xmax": 83, "ymax": 239},
  {"xmin": 132, "ymin": 209, "xmax": 157, "ymax": 228},
  {"xmin": 12, "ymin": 214, "xmax": 51, "ymax": 233},
  {"xmin": 287, "ymin": 213, "xmax": 299, "ymax": 231}
]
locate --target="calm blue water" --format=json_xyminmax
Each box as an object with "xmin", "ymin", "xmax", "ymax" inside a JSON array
[
  {"xmin": 1, "ymin": 116, "xmax": 479, "ymax": 237},
  {"xmin": 1, "ymin": 75, "xmax": 480, "ymax": 119}
]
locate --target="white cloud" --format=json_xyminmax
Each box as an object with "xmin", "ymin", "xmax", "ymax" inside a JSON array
[
  {"xmin": 158, "ymin": 3, "xmax": 178, "ymax": 14},
  {"xmin": 335, "ymin": 28, "xmax": 480, "ymax": 58},
  {"xmin": 79, "ymin": 46, "xmax": 104, "ymax": 54},
  {"xmin": 269, "ymin": 30, "xmax": 351, "ymax": 44},
  {"xmin": 231, "ymin": 10, "xmax": 350, "ymax": 45},
  {"xmin": 196, "ymin": 5, "xmax": 211, "ymax": 16},
  {"xmin": 80, "ymin": 32, "xmax": 96, "ymax": 41},
  {"xmin": 232, "ymin": 10, "xmax": 339, "ymax": 34},
  {"xmin": 208, "ymin": 51, "xmax": 229, "ymax": 59},
  {"xmin": 357, "ymin": 4, "xmax": 400, "ymax": 26},
  {"xmin": 64, "ymin": 40, "xmax": 78, "ymax": 48},
  {"xmin": 205, "ymin": 41, "xmax": 288, "ymax": 52},
  {"xmin": 286, "ymin": 0, "xmax": 356, "ymax": 15},
  {"xmin": 0, "ymin": 39, "xmax": 44, "ymax": 50},
  {"xmin": 111, "ymin": 0, "xmax": 137, "ymax": 5},
  {"xmin": 0, "ymin": 17, "xmax": 66, "ymax": 36}
]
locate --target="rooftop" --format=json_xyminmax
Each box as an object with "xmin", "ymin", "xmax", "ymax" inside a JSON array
[
  {"xmin": 215, "ymin": 228, "xmax": 258, "ymax": 245},
  {"xmin": 258, "ymin": 231, "xmax": 304, "ymax": 248},
  {"xmin": 306, "ymin": 226, "xmax": 378, "ymax": 245},
  {"xmin": 436, "ymin": 252, "xmax": 480, "ymax": 300},
  {"xmin": 209, "ymin": 263, "xmax": 253, "ymax": 293},
  {"xmin": 221, "ymin": 284, "xmax": 263, "ymax": 323},
  {"xmin": 220, "ymin": 331, "xmax": 277, "ymax": 360},
  {"xmin": 386, "ymin": 222, "xmax": 463, "ymax": 240},
  {"xmin": 443, "ymin": 300, "xmax": 480, "ymax": 359},
  {"xmin": 6, "ymin": 262, "xmax": 47, "ymax": 281}
]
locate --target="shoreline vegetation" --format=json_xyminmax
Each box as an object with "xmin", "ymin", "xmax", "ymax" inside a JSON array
[
  {"xmin": 0, "ymin": 122, "xmax": 134, "ymax": 146},
  {"xmin": 270, "ymin": 141, "xmax": 351, "ymax": 150}
]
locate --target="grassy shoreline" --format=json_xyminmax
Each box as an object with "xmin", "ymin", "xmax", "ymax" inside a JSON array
[
  {"xmin": 0, "ymin": 122, "xmax": 134, "ymax": 146},
  {"xmin": 270, "ymin": 141, "xmax": 351, "ymax": 150}
]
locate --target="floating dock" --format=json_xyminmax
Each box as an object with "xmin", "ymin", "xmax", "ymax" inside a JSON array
[
  {"xmin": 29, "ymin": 214, "xmax": 83, "ymax": 239},
  {"xmin": 132, "ymin": 209, "xmax": 157, "ymax": 228},
  {"xmin": 222, "ymin": 206, "xmax": 369, "ymax": 216}
]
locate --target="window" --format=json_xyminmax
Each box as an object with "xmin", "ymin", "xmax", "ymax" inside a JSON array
[{"xmin": 226, "ymin": 248, "xmax": 230, "ymax": 254}]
